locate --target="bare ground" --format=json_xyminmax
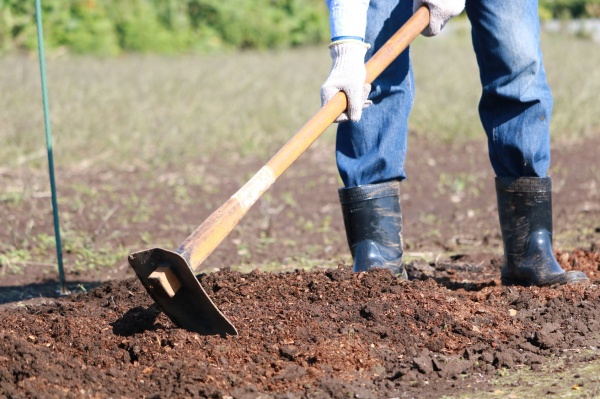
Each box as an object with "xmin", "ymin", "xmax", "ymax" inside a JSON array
[{"xmin": 1, "ymin": 135, "xmax": 599, "ymax": 398}]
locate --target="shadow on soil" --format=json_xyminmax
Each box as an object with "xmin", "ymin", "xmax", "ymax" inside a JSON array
[
  {"xmin": 406, "ymin": 254, "xmax": 502, "ymax": 292},
  {"xmin": 0, "ymin": 280, "xmax": 102, "ymax": 305},
  {"xmin": 111, "ymin": 305, "xmax": 162, "ymax": 336}
]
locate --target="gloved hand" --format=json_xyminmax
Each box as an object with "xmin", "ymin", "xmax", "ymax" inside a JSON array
[
  {"xmin": 320, "ymin": 39, "xmax": 372, "ymax": 123},
  {"xmin": 414, "ymin": 0, "xmax": 465, "ymax": 37}
]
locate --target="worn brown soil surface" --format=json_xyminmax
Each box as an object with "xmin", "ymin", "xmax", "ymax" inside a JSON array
[
  {"xmin": 1, "ymin": 256, "xmax": 600, "ymax": 399},
  {"xmin": 1, "ymin": 136, "xmax": 600, "ymax": 398}
]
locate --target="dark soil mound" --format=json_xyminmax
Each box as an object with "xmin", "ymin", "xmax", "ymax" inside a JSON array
[{"xmin": 1, "ymin": 249, "xmax": 599, "ymax": 398}]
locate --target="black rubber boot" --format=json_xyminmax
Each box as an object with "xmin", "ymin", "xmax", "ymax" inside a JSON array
[
  {"xmin": 496, "ymin": 177, "xmax": 588, "ymax": 286},
  {"xmin": 338, "ymin": 180, "xmax": 407, "ymax": 278}
]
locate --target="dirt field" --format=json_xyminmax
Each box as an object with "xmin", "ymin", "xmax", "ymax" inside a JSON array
[{"xmin": 1, "ymin": 135, "xmax": 599, "ymax": 398}]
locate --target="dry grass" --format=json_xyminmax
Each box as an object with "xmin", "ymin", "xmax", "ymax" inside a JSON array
[
  {"xmin": 1, "ymin": 24, "xmax": 598, "ymax": 170},
  {"xmin": 0, "ymin": 48, "xmax": 330, "ymax": 169}
]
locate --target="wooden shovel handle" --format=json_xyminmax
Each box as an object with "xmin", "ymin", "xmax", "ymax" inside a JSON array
[{"xmin": 178, "ymin": 7, "xmax": 430, "ymax": 270}]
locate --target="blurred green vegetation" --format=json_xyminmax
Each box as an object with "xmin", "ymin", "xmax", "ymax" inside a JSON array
[
  {"xmin": 0, "ymin": 0, "xmax": 329, "ymax": 55},
  {"xmin": 540, "ymin": 0, "xmax": 600, "ymax": 19},
  {"xmin": 2, "ymin": 0, "xmax": 600, "ymax": 56}
]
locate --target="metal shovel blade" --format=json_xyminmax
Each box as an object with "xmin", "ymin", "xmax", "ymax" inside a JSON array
[{"xmin": 128, "ymin": 248, "xmax": 237, "ymax": 336}]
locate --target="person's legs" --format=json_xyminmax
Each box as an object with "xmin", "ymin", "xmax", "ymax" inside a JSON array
[
  {"xmin": 466, "ymin": 0, "xmax": 552, "ymax": 178},
  {"xmin": 335, "ymin": 0, "xmax": 413, "ymax": 276},
  {"xmin": 336, "ymin": 0, "xmax": 413, "ymax": 187},
  {"xmin": 467, "ymin": 0, "xmax": 587, "ymax": 286}
]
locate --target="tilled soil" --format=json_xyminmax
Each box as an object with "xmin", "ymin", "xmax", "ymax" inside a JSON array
[
  {"xmin": 2, "ymin": 134, "xmax": 600, "ymax": 398},
  {"xmin": 1, "ymin": 249, "xmax": 600, "ymax": 399}
]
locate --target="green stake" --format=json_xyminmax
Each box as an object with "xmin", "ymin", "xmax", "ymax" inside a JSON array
[{"xmin": 35, "ymin": 0, "xmax": 67, "ymax": 295}]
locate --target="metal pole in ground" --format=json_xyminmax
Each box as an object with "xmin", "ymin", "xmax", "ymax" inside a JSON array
[{"xmin": 35, "ymin": 0, "xmax": 67, "ymax": 295}]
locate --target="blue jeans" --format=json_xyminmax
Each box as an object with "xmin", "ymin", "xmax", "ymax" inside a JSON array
[{"xmin": 336, "ymin": 0, "xmax": 553, "ymax": 187}]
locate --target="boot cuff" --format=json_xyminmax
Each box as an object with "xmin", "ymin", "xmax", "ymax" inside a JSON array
[
  {"xmin": 338, "ymin": 180, "xmax": 401, "ymax": 204},
  {"xmin": 496, "ymin": 177, "xmax": 551, "ymax": 193}
]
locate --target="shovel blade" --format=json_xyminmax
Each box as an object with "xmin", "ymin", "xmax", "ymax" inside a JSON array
[{"xmin": 128, "ymin": 248, "xmax": 237, "ymax": 336}]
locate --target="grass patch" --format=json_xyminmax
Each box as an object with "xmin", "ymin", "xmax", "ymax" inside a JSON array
[
  {"xmin": 0, "ymin": 48, "xmax": 330, "ymax": 169},
  {"xmin": 445, "ymin": 350, "xmax": 600, "ymax": 399},
  {"xmin": 1, "ymin": 25, "xmax": 598, "ymax": 171},
  {"xmin": 62, "ymin": 230, "xmax": 130, "ymax": 272}
]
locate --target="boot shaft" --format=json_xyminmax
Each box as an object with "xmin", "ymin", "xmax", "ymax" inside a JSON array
[
  {"xmin": 338, "ymin": 180, "xmax": 404, "ymax": 274},
  {"xmin": 496, "ymin": 177, "xmax": 553, "ymax": 256},
  {"xmin": 495, "ymin": 176, "xmax": 587, "ymax": 286},
  {"xmin": 339, "ymin": 181, "xmax": 403, "ymax": 250}
]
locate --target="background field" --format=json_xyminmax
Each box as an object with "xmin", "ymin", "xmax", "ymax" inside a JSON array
[
  {"xmin": 2, "ymin": 21, "xmax": 600, "ymax": 169},
  {"xmin": 2, "ymin": 20, "xmax": 600, "ymax": 276},
  {"xmin": 1, "ymin": 17, "xmax": 600, "ymax": 399},
  {"xmin": 1, "ymin": 0, "xmax": 599, "ymax": 55}
]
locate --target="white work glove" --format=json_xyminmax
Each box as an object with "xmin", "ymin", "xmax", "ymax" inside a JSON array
[
  {"xmin": 321, "ymin": 40, "xmax": 372, "ymax": 123},
  {"xmin": 414, "ymin": 0, "xmax": 465, "ymax": 37}
]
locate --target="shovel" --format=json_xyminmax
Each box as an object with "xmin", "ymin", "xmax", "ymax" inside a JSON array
[{"xmin": 128, "ymin": 7, "xmax": 430, "ymax": 336}]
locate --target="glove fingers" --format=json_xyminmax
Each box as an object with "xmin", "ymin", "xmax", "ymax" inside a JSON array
[
  {"xmin": 322, "ymin": 86, "xmax": 367, "ymax": 122},
  {"xmin": 321, "ymin": 86, "xmax": 340, "ymax": 107},
  {"xmin": 321, "ymin": 87, "xmax": 353, "ymax": 122},
  {"xmin": 415, "ymin": 0, "xmax": 465, "ymax": 37},
  {"xmin": 346, "ymin": 89, "xmax": 364, "ymax": 122},
  {"xmin": 362, "ymin": 83, "xmax": 372, "ymax": 111},
  {"xmin": 346, "ymin": 83, "xmax": 372, "ymax": 122},
  {"xmin": 335, "ymin": 113, "xmax": 350, "ymax": 123}
]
